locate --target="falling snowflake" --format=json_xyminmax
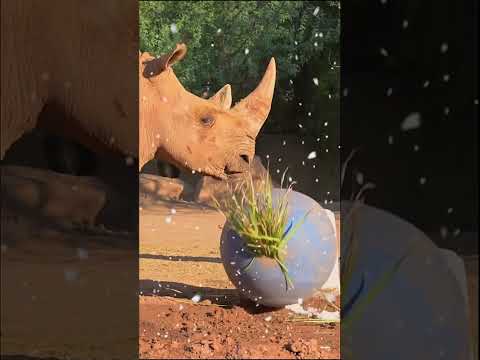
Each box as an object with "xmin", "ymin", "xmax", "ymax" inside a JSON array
[
  {"xmin": 313, "ymin": 6, "xmax": 320, "ymax": 16},
  {"xmin": 387, "ymin": 88, "xmax": 393, "ymax": 96},
  {"xmin": 298, "ymin": 123, "xmax": 303, "ymax": 129},
  {"xmin": 343, "ymin": 88, "xmax": 349, "ymax": 97},
  {"xmin": 170, "ymin": 208, "xmax": 177, "ymax": 214},
  {"xmin": 313, "ymin": 77, "xmax": 319, "ymax": 86},
  {"xmin": 264, "ymin": 315, "xmax": 272, "ymax": 322},
  {"xmin": 419, "ymin": 177, "xmax": 427, "ymax": 185},
  {"xmin": 298, "ymin": 102, "xmax": 303, "ymax": 106},
  {"xmin": 211, "ymin": 43, "xmax": 215, "ymax": 47},
  {"xmin": 307, "ymin": 112, "xmax": 312, "ymax": 116},
  {"xmin": 440, "ymin": 43, "xmax": 449, "ymax": 53},
  {"xmin": 170, "ymin": 23, "xmax": 178, "ymax": 34},
  {"xmin": 295, "ymin": 54, "xmax": 299, "ymax": 61},
  {"xmin": 307, "ymin": 151, "xmax": 317, "ymax": 160},
  {"xmin": 402, "ymin": 19, "xmax": 409, "ymax": 29},
  {"xmin": 444, "ymin": 107, "xmax": 450, "ymax": 115},
  {"xmin": 440, "ymin": 226, "xmax": 448, "ymax": 239},
  {"xmin": 388, "ymin": 135, "xmax": 394, "ymax": 144},
  {"xmin": 413, "ymin": 144, "xmax": 420, "ymax": 151},
  {"xmin": 64, "ymin": 269, "xmax": 78, "ymax": 282},
  {"xmin": 324, "ymin": 121, "xmax": 328, "ymax": 126},
  {"xmin": 165, "ymin": 216, "xmax": 172, "ymax": 224},
  {"xmin": 125, "ymin": 156, "xmax": 134, "ymax": 166},
  {"xmin": 314, "ymin": 41, "xmax": 318, "ymax": 47},
  {"xmin": 76, "ymin": 248, "xmax": 88, "ymax": 260},
  {"xmin": 423, "ymin": 80, "xmax": 430, "ymax": 88},
  {"xmin": 447, "ymin": 208, "xmax": 453, "ymax": 214},
  {"xmin": 356, "ymin": 172, "xmax": 364, "ymax": 185},
  {"xmin": 244, "ymin": 48, "xmax": 249, "ymax": 55},
  {"xmin": 191, "ymin": 294, "xmax": 202, "ymax": 303},
  {"xmin": 217, "ymin": 28, "xmax": 222, "ymax": 34},
  {"xmin": 380, "ymin": 48, "xmax": 389, "ymax": 57},
  {"xmin": 443, "ymin": 74, "xmax": 450, "ymax": 82},
  {"xmin": 328, "ymin": 93, "xmax": 332, "ymax": 99},
  {"xmin": 319, "ymin": 32, "xmax": 324, "ymax": 38},
  {"xmin": 401, "ymin": 112, "xmax": 422, "ymax": 131}
]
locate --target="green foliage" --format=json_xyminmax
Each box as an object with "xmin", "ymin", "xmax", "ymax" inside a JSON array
[{"xmin": 139, "ymin": 1, "xmax": 340, "ymax": 100}]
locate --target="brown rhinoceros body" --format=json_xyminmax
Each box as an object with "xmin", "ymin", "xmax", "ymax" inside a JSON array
[{"xmin": 1, "ymin": 1, "xmax": 276, "ymax": 180}]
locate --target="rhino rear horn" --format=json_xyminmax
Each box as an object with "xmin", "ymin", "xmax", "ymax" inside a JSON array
[
  {"xmin": 209, "ymin": 84, "xmax": 232, "ymax": 110},
  {"xmin": 232, "ymin": 58, "xmax": 276, "ymax": 137}
]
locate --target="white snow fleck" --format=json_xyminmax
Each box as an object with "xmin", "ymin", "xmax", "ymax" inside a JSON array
[
  {"xmin": 165, "ymin": 216, "xmax": 172, "ymax": 224},
  {"xmin": 413, "ymin": 144, "xmax": 420, "ymax": 152},
  {"xmin": 401, "ymin": 112, "xmax": 422, "ymax": 131},
  {"xmin": 161, "ymin": 96, "xmax": 168, "ymax": 102},
  {"xmin": 307, "ymin": 151, "xmax": 317, "ymax": 160},
  {"xmin": 324, "ymin": 121, "xmax": 328, "ymax": 126},
  {"xmin": 125, "ymin": 156, "xmax": 134, "ymax": 166},
  {"xmin": 356, "ymin": 172, "xmax": 364, "ymax": 185},
  {"xmin": 388, "ymin": 135, "xmax": 394, "ymax": 144},
  {"xmin": 387, "ymin": 88, "xmax": 393, "ymax": 96},
  {"xmin": 298, "ymin": 102, "xmax": 303, "ymax": 106},
  {"xmin": 402, "ymin": 19, "xmax": 409, "ymax": 29},
  {"xmin": 76, "ymin": 248, "xmax": 88, "ymax": 260},
  {"xmin": 282, "ymin": 140, "xmax": 286, "ymax": 146},
  {"xmin": 191, "ymin": 294, "xmax": 202, "ymax": 303},
  {"xmin": 295, "ymin": 54, "xmax": 299, "ymax": 61},
  {"xmin": 64, "ymin": 269, "xmax": 78, "ymax": 282},
  {"xmin": 170, "ymin": 208, "xmax": 177, "ymax": 214},
  {"xmin": 444, "ymin": 107, "xmax": 450, "ymax": 115},
  {"xmin": 307, "ymin": 112, "xmax": 312, "ymax": 116},
  {"xmin": 328, "ymin": 93, "xmax": 332, "ymax": 99},
  {"xmin": 297, "ymin": 298, "xmax": 303, "ymax": 305},
  {"xmin": 419, "ymin": 177, "xmax": 427, "ymax": 185},
  {"xmin": 244, "ymin": 48, "xmax": 249, "ymax": 55},
  {"xmin": 313, "ymin": 6, "xmax": 320, "ymax": 16},
  {"xmin": 170, "ymin": 23, "xmax": 178, "ymax": 34},
  {"xmin": 313, "ymin": 77, "xmax": 319, "ymax": 86},
  {"xmin": 314, "ymin": 41, "xmax": 318, "ymax": 47},
  {"xmin": 380, "ymin": 48, "xmax": 389, "ymax": 56},
  {"xmin": 440, "ymin": 43, "xmax": 449, "ymax": 53},
  {"xmin": 440, "ymin": 226, "xmax": 448, "ymax": 239},
  {"xmin": 319, "ymin": 32, "xmax": 324, "ymax": 38},
  {"xmin": 217, "ymin": 28, "xmax": 222, "ymax": 34},
  {"xmin": 343, "ymin": 88, "xmax": 349, "ymax": 97},
  {"xmin": 423, "ymin": 80, "xmax": 430, "ymax": 88},
  {"xmin": 294, "ymin": 41, "xmax": 298, "ymax": 45},
  {"xmin": 211, "ymin": 43, "xmax": 215, "ymax": 47},
  {"xmin": 298, "ymin": 123, "xmax": 303, "ymax": 129},
  {"xmin": 264, "ymin": 315, "xmax": 272, "ymax": 322},
  {"xmin": 447, "ymin": 208, "xmax": 453, "ymax": 214},
  {"xmin": 288, "ymin": 177, "xmax": 293, "ymax": 182},
  {"xmin": 453, "ymin": 228, "xmax": 461, "ymax": 237}
]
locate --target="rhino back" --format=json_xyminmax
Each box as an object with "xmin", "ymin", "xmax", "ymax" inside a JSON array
[{"xmin": 1, "ymin": 0, "xmax": 138, "ymax": 159}]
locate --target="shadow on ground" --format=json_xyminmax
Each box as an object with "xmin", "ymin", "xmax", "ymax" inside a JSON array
[{"xmin": 139, "ymin": 279, "xmax": 281, "ymax": 314}]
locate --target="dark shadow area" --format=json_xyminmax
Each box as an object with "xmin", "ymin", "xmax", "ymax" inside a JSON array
[
  {"xmin": 140, "ymin": 253, "xmax": 222, "ymax": 263},
  {"xmin": 139, "ymin": 279, "xmax": 280, "ymax": 314}
]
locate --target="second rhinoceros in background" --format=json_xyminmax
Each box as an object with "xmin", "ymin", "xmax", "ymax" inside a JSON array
[{"xmin": 139, "ymin": 43, "xmax": 276, "ymax": 179}]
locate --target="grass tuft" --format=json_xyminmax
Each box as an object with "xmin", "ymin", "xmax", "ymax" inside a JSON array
[{"xmin": 213, "ymin": 166, "xmax": 311, "ymax": 291}]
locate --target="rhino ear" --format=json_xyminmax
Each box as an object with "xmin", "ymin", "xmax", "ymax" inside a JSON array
[
  {"xmin": 141, "ymin": 44, "xmax": 187, "ymax": 78},
  {"xmin": 209, "ymin": 84, "xmax": 232, "ymax": 110},
  {"xmin": 158, "ymin": 43, "xmax": 187, "ymax": 70}
]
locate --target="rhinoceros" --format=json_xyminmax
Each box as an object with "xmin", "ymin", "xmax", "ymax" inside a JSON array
[
  {"xmin": 139, "ymin": 43, "xmax": 276, "ymax": 179},
  {"xmin": 1, "ymin": 1, "xmax": 276, "ymax": 182}
]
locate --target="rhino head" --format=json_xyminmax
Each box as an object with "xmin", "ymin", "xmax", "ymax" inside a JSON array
[{"xmin": 139, "ymin": 43, "xmax": 276, "ymax": 179}]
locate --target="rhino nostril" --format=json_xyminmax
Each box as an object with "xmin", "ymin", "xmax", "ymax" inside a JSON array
[{"xmin": 240, "ymin": 154, "xmax": 250, "ymax": 164}]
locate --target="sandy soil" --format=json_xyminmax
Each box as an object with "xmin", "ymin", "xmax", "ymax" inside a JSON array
[{"xmin": 139, "ymin": 196, "xmax": 341, "ymax": 359}]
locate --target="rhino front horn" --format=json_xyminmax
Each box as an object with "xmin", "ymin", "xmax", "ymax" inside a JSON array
[{"xmin": 232, "ymin": 58, "xmax": 276, "ymax": 137}]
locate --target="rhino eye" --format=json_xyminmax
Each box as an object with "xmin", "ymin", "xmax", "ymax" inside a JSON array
[{"xmin": 200, "ymin": 116, "xmax": 215, "ymax": 127}]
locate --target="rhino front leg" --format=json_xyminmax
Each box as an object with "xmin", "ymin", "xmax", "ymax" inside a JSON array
[
  {"xmin": 43, "ymin": 134, "xmax": 98, "ymax": 176},
  {"xmin": 156, "ymin": 160, "xmax": 180, "ymax": 178}
]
